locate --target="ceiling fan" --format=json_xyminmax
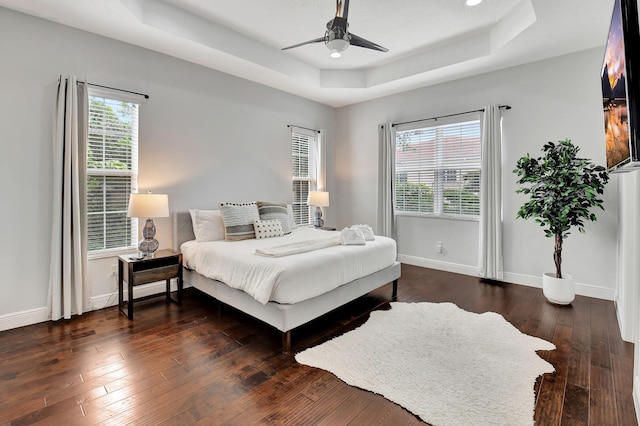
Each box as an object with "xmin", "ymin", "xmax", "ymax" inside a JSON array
[{"xmin": 281, "ymin": 0, "xmax": 388, "ymax": 58}]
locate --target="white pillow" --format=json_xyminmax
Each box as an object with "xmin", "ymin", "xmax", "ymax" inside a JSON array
[
  {"xmin": 287, "ymin": 204, "xmax": 297, "ymax": 230},
  {"xmin": 254, "ymin": 219, "xmax": 284, "ymax": 239},
  {"xmin": 189, "ymin": 209, "xmax": 225, "ymax": 242}
]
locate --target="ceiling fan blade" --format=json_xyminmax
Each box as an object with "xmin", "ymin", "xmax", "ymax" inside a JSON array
[
  {"xmin": 349, "ymin": 33, "xmax": 388, "ymax": 52},
  {"xmin": 335, "ymin": 0, "xmax": 349, "ymax": 20},
  {"xmin": 281, "ymin": 36, "xmax": 326, "ymax": 51},
  {"xmin": 283, "ymin": 0, "xmax": 388, "ymax": 55}
]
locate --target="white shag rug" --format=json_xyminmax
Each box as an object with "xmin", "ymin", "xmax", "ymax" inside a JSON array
[{"xmin": 295, "ymin": 302, "xmax": 555, "ymax": 426}]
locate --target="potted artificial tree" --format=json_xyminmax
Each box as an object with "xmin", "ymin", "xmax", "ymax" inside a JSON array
[{"xmin": 513, "ymin": 139, "xmax": 609, "ymax": 304}]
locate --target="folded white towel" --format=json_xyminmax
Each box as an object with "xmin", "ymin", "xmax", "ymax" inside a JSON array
[
  {"xmin": 340, "ymin": 228, "xmax": 366, "ymax": 245},
  {"xmin": 350, "ymin": 224, "xmax": 375, "ymax": 241},
  {"xmin": 255, "ymin": 237, "xmax": 341, "ymax": 257}
]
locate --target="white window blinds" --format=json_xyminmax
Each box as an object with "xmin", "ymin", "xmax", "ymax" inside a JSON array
[
  {"xmin": 395, "ymin": 117, "xmax": 481, "ymax": 218},
  {"xmin": 291, "ymin": 127, "xmax": 319, "ymax": 225},
  {"xmin": 87, "ymin": 91, "xmax": 139, "ymax": 252}
]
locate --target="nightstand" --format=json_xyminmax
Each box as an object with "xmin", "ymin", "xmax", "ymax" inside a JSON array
[{"xmin": 118, "ymin": 249, "xmax": 183, "ymax": 320}]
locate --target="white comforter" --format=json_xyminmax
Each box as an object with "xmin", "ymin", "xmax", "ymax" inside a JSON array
[{"xmin": 181, "ymin": 227, "xmax": 397, "ymax": 305}]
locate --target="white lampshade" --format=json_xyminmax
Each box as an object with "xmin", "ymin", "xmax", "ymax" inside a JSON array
[
  {"xmin": 307, "ymin": 191, "xmax": 330, "ymax": 207},
  {"xmin": 127, "ymin": 193, "xmax": 169, "ymax": 218}
]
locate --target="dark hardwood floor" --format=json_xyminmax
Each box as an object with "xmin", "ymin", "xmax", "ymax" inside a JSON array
[{"xmin": 0, "ymin": 264, "xmax": 636, "ymax": 425}]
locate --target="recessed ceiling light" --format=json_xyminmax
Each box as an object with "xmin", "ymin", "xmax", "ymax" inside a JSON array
[{"xmin": 466, "ymin": 0, "xmax": 482, "ymax": 6}]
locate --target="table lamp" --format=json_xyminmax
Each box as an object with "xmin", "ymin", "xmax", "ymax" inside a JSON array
[
  {"xmin": 307, "ymin": 191, "xmax": 330, "ymax": 228},
  {"xmin": 127, "ymin": 192, "xmax": 169, "ymax": 257}
]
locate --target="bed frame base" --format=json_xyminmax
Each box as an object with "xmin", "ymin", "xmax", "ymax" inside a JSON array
[
  {"xmin": 279, "ymin": 277, "xmax": 399, "ymax": 353},
  {"xmin": 283, "ymin": 331, "xmax": 292, "ymax": 353},
  {"xmin": 173, "ymin": 212, "xmax": 401, "ymax": 354}
]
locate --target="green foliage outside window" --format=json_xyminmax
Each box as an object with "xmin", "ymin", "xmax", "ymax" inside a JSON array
[
  {"xmin": 395, "ymin": 182, "xmax": 434, "ymax": 213},
  {"xmin": 443, "ymin": 189, "xmax": 480, "ymax": 216},
  {"xmin": 396, "ymin": 171, "xmax": 480, "ymax": 216}
]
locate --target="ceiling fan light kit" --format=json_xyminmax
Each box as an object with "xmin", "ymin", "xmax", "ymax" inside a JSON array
[
  {"xmin": 282, "ymin": 0, "xmax": 388, "ymax": 57},
  {"xmin": 327, "ymin": 38, "xmax": 350, "ymax": 58}
]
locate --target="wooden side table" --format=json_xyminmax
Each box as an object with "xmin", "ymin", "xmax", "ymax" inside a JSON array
[{"xmin": 118, "ymin": 249, "xmax": 183, "ymax": 320}]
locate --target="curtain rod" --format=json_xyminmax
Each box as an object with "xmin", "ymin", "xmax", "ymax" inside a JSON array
[
  {"xmin": 391, "ymin": 105, "xmax": 511, "ymax": 128},
  {"xmin": 77, "ymin": 81, "xmax": 150, "ymax": 99},
  {"xmin": 287, "ymin": 124, "xmax": 321, "ymax": 133}
]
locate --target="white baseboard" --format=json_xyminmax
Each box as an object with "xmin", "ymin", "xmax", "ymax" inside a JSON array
[
  {"xmin": 503, "ymin": 272, "xmax": 615, "ymax": 301},
  {"xmin": 0, "ymin": 258, "xmax": 616, "ymax": 332},
  {"xmin": 0, "ymin": 280, "xmax": 187, "ymax": 332},
  {"xmin": 634, "ymin": 376, "xmax": 640, "ymax": 425},
  {"xmin": 398, "ymin": 255, "xmax": 479, "ymax": 277},
  {"xmin": 502, "ymin": 271, "xmax": 541, "ymax": 288},
  {"xmin": 398, "ymin": 254, "xmax": 615, "ymax": 301},
  {"xmin": 615, "ymin": 300, "xmax": 635, "ymax": 343},
  {"xmin": 89, "ymin": 279, "xmax": 183, "ymax": 311},
  {"xmin": 0, "ymin": 307, "xmax": 48, "ymax": 332}
]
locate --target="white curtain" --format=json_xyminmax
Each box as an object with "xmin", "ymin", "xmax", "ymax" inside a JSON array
[
  {"xmin": 379, "ymin": 123, "xmax": 396, "ymax": 238},
  {"xmin": 48, "ymin": 75, "xmax": 89, "ymax": 320},
  {"xmin": 316, "ymin": 130, "xmax": 326, "ymax": 191},
  {"xmin": 478, "ymin": 104, "xmax": 504, "ymax": 280}
]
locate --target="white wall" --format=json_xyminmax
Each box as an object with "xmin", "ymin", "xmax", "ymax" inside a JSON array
[
  {"xmin": 334, "ymin": 48, "xmax": 619, "ymax": 299},
  {"xmin": 617, "ymin": 172, "xmax": 640, "ymax": 343},
  {"xmin": 0, "ymin": 7, "xmax": 335, "ymax": 327},
  {"xmin": 0, "ymin": 6, "xmax": 622, "ymax": 330}
]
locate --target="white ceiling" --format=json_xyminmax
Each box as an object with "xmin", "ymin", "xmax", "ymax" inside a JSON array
[{"xmin": 1, "ymin": 0, "xmax": 614, "ymax": 107}]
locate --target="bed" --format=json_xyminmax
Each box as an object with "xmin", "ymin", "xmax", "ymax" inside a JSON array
[{"xmin": 172, "ymin": 211, "xmax": 401, "ymax": 352}]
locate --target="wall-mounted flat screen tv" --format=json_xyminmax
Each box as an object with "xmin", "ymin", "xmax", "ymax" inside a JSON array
[{"xmin": 602, "ymin": 0, "xmax": 640, "ymax": 172}]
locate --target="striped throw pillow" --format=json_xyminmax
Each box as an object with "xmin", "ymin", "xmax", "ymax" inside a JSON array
[
  {"xmin": 256, "ymin": 201, "xmax": 291, "ymax": 234},
  {"xmin": 219, "ymin": 202, "xmax": 260, "ymax": 241}
]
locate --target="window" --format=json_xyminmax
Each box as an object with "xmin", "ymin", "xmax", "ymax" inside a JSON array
[
  {"xmin": 86, "ymin": 89, "xmax": 139, "ymax": 253},
  {"xmin": 291, "ymin": 127, "xmax": 319, "ymax": 225},
  {"xmin": 395, "ymin": 117, "xmax": 481, "ymax": 218}
]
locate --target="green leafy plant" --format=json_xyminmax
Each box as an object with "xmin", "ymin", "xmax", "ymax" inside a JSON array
[
  {"xmin": 395, "ymin": 182, "xmax": 434, "ymax": 212},
  {"xmin": 513, "ymin": 139, "xmax": 609, "ymax": 278}
]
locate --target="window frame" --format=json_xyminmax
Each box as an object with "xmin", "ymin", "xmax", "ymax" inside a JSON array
[
  {"xmin": 291, "ymin": 127, "xmax": 321, "ymax": 226},
  {"xmin": 394, "ymin": 114, "xmax": 482, "ymax": 221},
  {"xmin": 86, "ymin": 87, "xmax": 141, "ymax": 258}
]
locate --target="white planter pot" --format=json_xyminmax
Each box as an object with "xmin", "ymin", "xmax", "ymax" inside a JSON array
[{"xmin": 542, "ymin": 273, "xmax": 575, "ymax": 305}]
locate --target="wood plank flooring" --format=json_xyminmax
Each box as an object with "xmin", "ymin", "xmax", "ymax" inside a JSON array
[{"xmin": 0, "ymin": 264, "xmax": 635, "ymax": 425}]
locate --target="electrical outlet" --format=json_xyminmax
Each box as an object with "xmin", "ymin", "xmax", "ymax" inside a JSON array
[
  {"xmin": 110, "ymin": 264, "xmax": 117, "ymax": 276},
  {"xmin": 436, "ymin": 241, "xmax": 443, "ymax": 253}
]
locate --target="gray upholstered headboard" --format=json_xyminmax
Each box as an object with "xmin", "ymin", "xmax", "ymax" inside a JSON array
[{"xmin": 172, "ymin": 211, "xmax": 195, "ymax": 251}]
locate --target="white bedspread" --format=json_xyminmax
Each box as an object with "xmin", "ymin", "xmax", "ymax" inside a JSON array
[
  {"xmin": 255, "ymin": 236, "xmax": 341, "ymax": 257},
  {"xmin": 181, "ymin": 227, "xmax": 397, "ymax": 305}
]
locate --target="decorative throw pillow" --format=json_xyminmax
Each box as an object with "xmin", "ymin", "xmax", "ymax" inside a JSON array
[
  {"xmin": 256, "ymin": 201, "xmax": 291, "ymax": 234},
  {"xmin": 254, "ymin": 219, "xmax": 284, "ymax": 239},
  {"xmin": 219, "ymin": 202, "xmax": 260, "ymax": 241},
  {"xmin": 189, "ymin": 209, "xmax": 225, "ymax": 242}
]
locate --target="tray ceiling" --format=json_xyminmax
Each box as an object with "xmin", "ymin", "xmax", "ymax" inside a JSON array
[{"xmin": 0, "ymin": 0, "xmax": 614, "ymax": 107}]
